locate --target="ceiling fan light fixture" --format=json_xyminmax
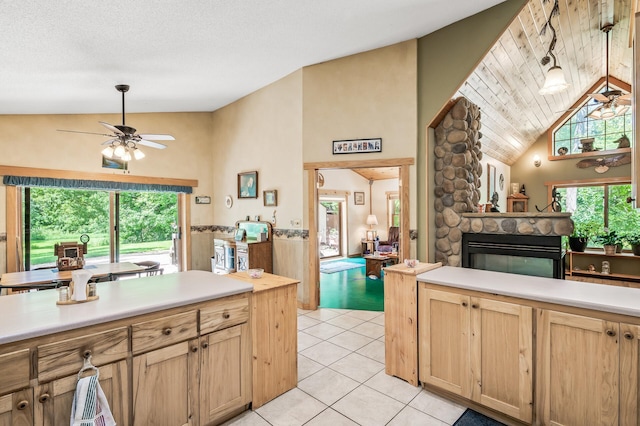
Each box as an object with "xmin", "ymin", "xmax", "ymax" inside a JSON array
[
  {"xmin": 122, "ymin": 149, "xmax": 132, "ymax": 162},
  {"xmin": 101, "ymin": 146, "xmax": 114, "ymax": 158},
  {"xmin": 113, "ymin": 144, "xmax": 126, "ymax": 158},
  {"xmin": 133, "ymin": 148, "xmax": 145, "ymax": 160},
  {"xmin": 539, "ymin": 66, "xmax": 569, "ymax": 95}
]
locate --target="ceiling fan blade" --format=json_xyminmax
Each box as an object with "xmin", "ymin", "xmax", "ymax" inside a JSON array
[
  {"xmin": 138, "ymin": 133, "xmax": 175, "ymax": 141},
  {"xmin": 58, "ymin": 129, "xmax": 114, "ymax": 137},
  {"xmin": 99, "ymin": 121, "xmax": 125, "ymax": 136},
  {"xmin": 576, "ymin": 158, "xmax": 601, "ymax": 168},
  {"xmin": 588, "ymin": 93, "xmax": 609, "ymax": 103},
  {"xmin": 137, "ymin": 139, "xmax": 167, "ymax": 149},
  {"xmin": 617, "ymin": 98, "xmax": 632, "ymax": 106},
  {"xmin": 619, "ymin": 93, "xmax": 632, "ymax": 100}
]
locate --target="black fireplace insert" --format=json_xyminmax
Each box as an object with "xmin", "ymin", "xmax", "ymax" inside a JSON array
[{"xmin": 462, "ymin": 233, "xmax": 565, "ymax": 279}]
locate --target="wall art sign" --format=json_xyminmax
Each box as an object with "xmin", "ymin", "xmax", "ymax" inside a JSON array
[{"xmin": 333, "ymin": 138, "xmax": 382, "ymax": 154}]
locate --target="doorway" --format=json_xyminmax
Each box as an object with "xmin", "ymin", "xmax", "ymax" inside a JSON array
[
  {"xmin": 305, "ymin": 158, "xmax": 414, "ymax": 310},
  {"xmin": 319, "ymin": 197, "xmax": 346, "ymax": 259}
]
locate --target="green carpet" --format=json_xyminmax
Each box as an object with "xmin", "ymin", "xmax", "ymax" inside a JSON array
[{"xmin": 319, "ymin": 258, "xmax": 384, "ymax": 311}]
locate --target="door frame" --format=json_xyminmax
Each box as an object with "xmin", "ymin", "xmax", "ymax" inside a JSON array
[{"xmin": 304, "ymin": 157, "xmax": 414, "ymax": 310}]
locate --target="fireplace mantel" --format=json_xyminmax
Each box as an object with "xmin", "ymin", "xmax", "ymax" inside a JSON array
[{"xmin": 460, "ymin": 212, "xmax": 573, "ymax": 236}]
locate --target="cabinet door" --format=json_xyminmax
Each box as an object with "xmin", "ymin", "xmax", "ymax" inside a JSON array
[
  {"xmin": 0, "ymin": 389, "xmax": 33, "ymax": 426},
  {"xmin": 620, "ymin": 323, "xmax": 640, "ymax": 425},
  {"xmin": 469, "ymin": 298, "xmax": 532, "ymax": 423},
  {"xmin": 132, "ymin": 340, "xmax": 198, "ymax": 426},
  {"xmin": 537, "ymin": 310, "xmax": 619, "ymax": 425},
  {"xmin": 236, "ymin": 250, "xmax": 248, "ymax": 272},
  {"xmin": 35, "ymin": 360, "xmax": 128, "ymax": 426},
  {"xmin": 418, "ymin": 287, "xmax": 471, "ymax": 397},
  {"xmin": 200, "ymin": 323, "xmax": 251, "ymax": 425}
]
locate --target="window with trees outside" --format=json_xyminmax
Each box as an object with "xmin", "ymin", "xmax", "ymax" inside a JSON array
[
  {"xmin": 387, "ymin": 192, "xmax": 400, "ymax": 228},
  {"xmin": 555, "ymin": 182, "xmax": 640, "ymax": 249},
  {"xmin": 551, "ymin": 81, "xmax": 633, "ymax": 157},
  {"xmin": 23, "ymin": 187, "xmax": 179, "ymax": 271}
]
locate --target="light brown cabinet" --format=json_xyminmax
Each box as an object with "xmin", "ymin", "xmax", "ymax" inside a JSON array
[
  {"xmin": 200, "ymin": 324, "xmax": 251, "ymax": 423},
  {"xmin": 0, "ymin": 292, "xmax": 252, "ymax": 426},
  {"xmin": 384, "ymin": 262, "xmax": 441, "ymax": 386},
  {"xmin": 419, "ymin": 286, "xmax": 533, "ymax": 423},
  {"xmin": 36, "ymin": 360, "xmax": 128, "ymax": 426},
  {"xmin": 536, "ymin": 309, "xmax": 640, "ymax": 425},
  {"xmin": 229, "ymin": 271, "xmax": 299, "ymax": 408},
  {"xmin": 236, "ymin": 241, "xmax": 272, "ymax": 273},
  {"xmin": 0, "ymin": 388, "xmax": 33, "ymax": 426}
]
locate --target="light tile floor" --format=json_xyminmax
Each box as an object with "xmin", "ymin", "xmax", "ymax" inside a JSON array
[{"xmin": 223, "ymin": 308, "xmax": 466, "ymax": 426}]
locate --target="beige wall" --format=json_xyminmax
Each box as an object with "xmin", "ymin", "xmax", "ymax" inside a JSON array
[
  {"xmin": 417, "ymin": 0, "xmax": 528, "ymax": 261},
  {"xmin": 510, "ymin": 134, "xmax": 632, "ymax": 211},
  {"xmin": 210, "ymin": 40, "xmax": 418, "ymax": 305}
]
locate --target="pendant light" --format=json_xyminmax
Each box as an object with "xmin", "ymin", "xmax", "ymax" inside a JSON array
[{"xmin": 539, "ymin": 0, "xmax": 569, "ymax": 95}]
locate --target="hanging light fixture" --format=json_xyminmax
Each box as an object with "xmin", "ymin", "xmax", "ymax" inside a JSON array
[
  {"xmin": 539, "ymin": 0, "xmax": 569, "ymax": 95},
  {"xmin": 587, "ymin": 25, "xmax": 629, "ymax": 120}
]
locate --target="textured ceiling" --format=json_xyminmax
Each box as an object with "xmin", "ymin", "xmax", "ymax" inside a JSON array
[
  {"xmin": 0, "ymin": 0, "xmax": 506, "ymax": 115},
  {"xmin": 457, "ymin": 0, "xmax": 633, "ymax": 165}
]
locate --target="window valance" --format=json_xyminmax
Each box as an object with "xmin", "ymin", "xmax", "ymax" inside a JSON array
[{"xmin": 3, "ymin": 176, "xmax": 193, "ymax": 194}]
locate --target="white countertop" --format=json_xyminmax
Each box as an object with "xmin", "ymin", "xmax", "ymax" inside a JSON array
[
  {"xmin": 0, "ymin": 270, "xmax": 253, "ymax": 345},
  {"xmin": 417, "ymin": 266, "xmax": 640, "ymax": 317}
]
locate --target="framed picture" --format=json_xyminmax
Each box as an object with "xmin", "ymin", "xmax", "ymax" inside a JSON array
[
  {"xmin": 102, "ymin": 155, "xmax": 128, "ymax": 170},
  {"xmin": 333, "ymin": 138, "xmax": 382, "ymax": 154},
  {"xmin": 234, "ymin": 228, "xmax": 246, "ymax": 242},
  {"xmin": 354, "ymin": 191, "xmax": 365, "ymax": 205},
  {"xmin": 238, "ymin": 171, "xmax": 258, "ymax": 199},
  {"xmin": 264, "ymin": 190, "xmax": 277, "ymax": 207}
]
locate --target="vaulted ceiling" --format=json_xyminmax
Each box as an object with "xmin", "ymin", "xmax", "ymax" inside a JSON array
[{"xmin": 457, "ymin": 0, "xmax": 634, "ymax": 165}]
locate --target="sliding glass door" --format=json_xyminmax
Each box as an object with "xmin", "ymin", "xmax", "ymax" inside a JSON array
[
  {"xmin": 23, "ymin": 187, "xmax": 178, "ymax": 272},
  {"xmin": 319, "ymin": 200, "xmax": 342, "ymax": 259}
]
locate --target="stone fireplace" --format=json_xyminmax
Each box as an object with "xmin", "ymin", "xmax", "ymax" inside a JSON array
[{"xmin": 433, "ymin": 97, "xmax": 573, "ymax": 274}]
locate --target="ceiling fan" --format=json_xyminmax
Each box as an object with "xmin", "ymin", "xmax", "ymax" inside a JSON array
[
  {"xmin": 58, "ymin": 85, "xmax": 175, "ymax": 161},
  {"xmin": 586, "ymin": 24, "xmax": 631, "ymax": 120},
  {"xmin": 576, "ymin": 152, "xmax": 631, "ymax": 173}
]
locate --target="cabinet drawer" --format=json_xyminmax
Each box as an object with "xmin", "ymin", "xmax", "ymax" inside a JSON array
[
  {"xmin": 132, "ymin": 310, "xmax": 198, "ymax": 354},
  {"xmin": 38, "ymin": 327, "xmax": 128, "ymax": 382},
  {"xmin": 200, "ymin": 297, "xmax": 249, "ymax": 334},
  {"xmin": 0, "ymin": 349, "xmax": 30, "ymax": 394}
]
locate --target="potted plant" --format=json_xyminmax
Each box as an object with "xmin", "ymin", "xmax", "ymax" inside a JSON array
[
  {"xmin": 594, "ymin": 229, "xmax": 623, "ymax": 255},
  {"xmin": 569, "ymin": 221, "xmax": 597, "ymax": 252},
  {"xmin": 624, "ymin": 233, "xmax": 640, "ymax": 256}
]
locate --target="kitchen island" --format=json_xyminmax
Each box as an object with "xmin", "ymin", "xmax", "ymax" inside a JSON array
[
  {"xmin": 414, "ymin": 266, "xmax": 640, "ymax": 425},
  {"xmin": 0, "ymin": 271, "xmax": 258, "ymax": 425}
]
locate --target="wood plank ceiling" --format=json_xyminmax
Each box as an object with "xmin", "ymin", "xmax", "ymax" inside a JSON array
[{"xmin": 456, "ymin": 0, "xmax": 633, "ymax": 165}]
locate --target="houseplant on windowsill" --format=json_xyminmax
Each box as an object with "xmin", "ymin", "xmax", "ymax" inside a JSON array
[
  {"xmin": 568, "ymin": 221, "xmax": 597, "ymax": 252},
  {"xmin": 624, "ymin": 233, "xmax": 640, "ymax": 256},
  {"xmin": 594, "ymin": 229, "xmax": 623, "ymax": 255}
]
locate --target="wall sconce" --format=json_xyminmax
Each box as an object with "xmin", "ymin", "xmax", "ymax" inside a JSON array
[{"xmin": 533, "ymin": 155, "xmax": 542, "ymax": 167}]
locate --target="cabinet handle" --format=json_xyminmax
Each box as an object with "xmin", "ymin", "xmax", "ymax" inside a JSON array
[
  {"xmin": 624, "ymin": 332, "xmax": 634, "ymax": 340},
  {"xmin": 202, "ymin": 342, "xmax": 209, "ymax": 349},
  {"xmin": 162, "ymin": 327, "xmax": 172, "ymax": 336},
  {"xmin": 461, "ymin": 302, "xmax": 467, "ymax": 307},
  {"xmin": 606, "ymin": 329, "xmax": 616, "ymax": 337},
  {"xmin": 38, "ymin": 393, "xmax": 50, "ymax": 403},
  {"xmin": 83, "ymin": 349, "xmax": 92, "ymax": 359},
  {"xmin": 17, "ymin": 400, "xmax": 29, "ymax": 410},
  {"xmin": 222, "ymin": 312, "xmax": 230, "ymax": 319},
  {"xmin": 471, "ymin": 304, "xmax": 479, "ymax": 309},
  {"xmin": 191, "ymin": 346, "xmax": 198, "ymax": 353}
]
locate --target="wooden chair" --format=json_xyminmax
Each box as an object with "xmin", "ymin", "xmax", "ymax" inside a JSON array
[{"xmin": 377, "ymin": 226, "xmax": 399, "ymax": 253}]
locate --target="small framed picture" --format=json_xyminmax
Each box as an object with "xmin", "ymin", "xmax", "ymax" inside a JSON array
[
  {"xmin": 234, "ymin": 228, "xmax": 246, "ymax": 242},
  {"xmin": 354, "ymin": 192, "xmax": 365, "ymax": 205},
  {"xmin": 238, "ymin": 171, "xmax": 258, "ymax": 199},
  {"xmin": 264, "ymin": 190, "xmax": 277, "ymax": 207}
]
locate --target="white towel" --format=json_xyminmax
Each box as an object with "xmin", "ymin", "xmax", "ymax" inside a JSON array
[{"xmin": 70, "ymin": 375, "xmax": 116, "ymax": 426}]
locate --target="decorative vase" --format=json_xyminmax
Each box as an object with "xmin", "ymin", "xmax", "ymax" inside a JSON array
[
  {"xmin": 633, "ymin": 244, "xmax": 640, "ymax": 256},
  {"xmin": 603, "ymin": 245, "xmax": 617, "ymax": 255},
  {"xmin": 568, "ymin": 237, "xmax": 588, "ymax": 252}
]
